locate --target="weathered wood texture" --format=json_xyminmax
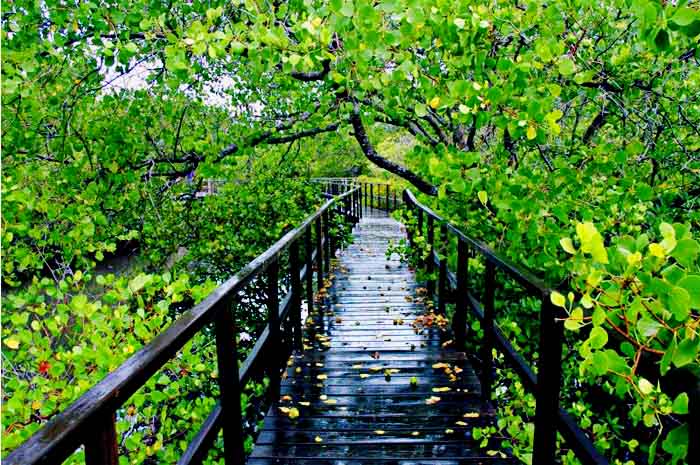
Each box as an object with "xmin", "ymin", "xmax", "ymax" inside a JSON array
[{"xmin": 249, "ymin": 208, "xmax": 514, "ymax": 464}]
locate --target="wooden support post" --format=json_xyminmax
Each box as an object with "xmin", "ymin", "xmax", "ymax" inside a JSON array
[
  {"xmin": 85, "ymin": 413, "xmax": 119, "ymax": 465},
  {"xmin": 323, "ymin": 210, "xmax": 331, "ymax": 271},
  {"xmin": 358, "ymin": 189, "xmax": 362, "ymax": 219},
  {"xmin": 215, "ymin": 299, "xmax": 245, "ymax": 465},
  {"xmin": 417, "ymin": 209, "xmax": 423, "ymax": 239},
  {"xmin": 289, "ymin": 241, "xmax": 303, "ymax": 352},
  {"xmin": 404, "ymin": 193, "xmax": 413, "ymax": 246},
  {"xmin": 453, "ymin": 238, "xmax": 468, "ymax": 349},
  {"xmin": 532, "ymin": 297, "xmax": 565, "ymax": 464},
  {"xmin": 437, "ymin": 224, "xmax": 448, "ymax": 315},
  {"xmin": 370, "ymin": 184, "xmax": 374, "ymax": 210},
  {"xmin": 305, "ymin": 228, "xmax": 314, "ymax": 315},
  {"xmin": 481, "ymin": 260, "xmax": 495, "ymax": 403},
  {"xmin": 385, "ymin": 184, "xmax": 389, "ymax": 212},
  {"xmin": 315, "ymin": 218, "xmax": 323, "ymax": 291},
  {"xmin": 426, "ymin": 216, "xmax": 435, "ymax": 296},
  {"xmin": 266, "ymin": 261, "xmax": 280, "ymax": 402}
]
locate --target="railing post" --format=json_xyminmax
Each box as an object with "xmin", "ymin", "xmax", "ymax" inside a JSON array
[
  {"xmin": 481, "ymin": 260, "xmax": 495, "ymax": 403},
  {"xmin": 323, "ymin": 210, "xmax": 331, "ymax": 271},
  {"xmin": 426, "ymin": 216, "xmax": 435, "ymax": 296},
  {"xmin": 385, "ymin": 184, "xmax": 389, "ymax": 211},
  {"xmin": 344, "ymin": 195, "xmax": 351, "ymax": 225},
  {"xmin": 215, "ymin": 298, "xmax": 245, "ymax": 465},
  {"xmin": 417, "ymin": 209, "xmax": 423, "ymax": 239},
  {"xmin": 315, "ymin": 217, "xmax": 323, "ymax": 291},
  {"xmin": 85, "ymin": 413, "xmax": 119, "ymax": 465},
  {"xmin": 370, "ymin": 183, "xmax": 374, "ymax": 210},
  {"xmin": 403, "ymin": 191, "xmax": 413, "ymax": 246},
  {"xmin": 437, "ymin": 223, "xmax": 448, "ymax": 315},
  {"xmin": 532, "ymin": 296, "xmax": 565, "ymax": 464},
  {"xmin": 289, "ymin": 241, "xmax": 303, "ymax": 352},
  {"xmin": 266, "ymin": 260, "xmax": 280, "ymax": 402},
  {"xmin": 453, "ymin": 238, "xmax": 468, "ymax": 349},
  {"xmin": 305, "ymin": 228, "xmax": 314, "ymax": 315}
]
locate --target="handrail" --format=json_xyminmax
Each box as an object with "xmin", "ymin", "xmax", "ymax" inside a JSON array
[
  {"xmin": 312, "ymin": 177, "xmax": 401, "ymax": 212},
  {"xmin": 404, "ymin": 187, "xmax": 700, "ymax": 464},
  {"xmin": 402, "ymin": 188, "xmax": 608, "ymax": 465},
  {"xmin": 6, "ymin": 187, "xmax": 363, "ymax": 465},
  {"xmin": 403, "ymin": 189, "xmax": 547, "ymax": 294}
]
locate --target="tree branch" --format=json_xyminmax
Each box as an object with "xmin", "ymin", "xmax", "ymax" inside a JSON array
[
  {"xmin": 290, "ymin": 59, "xmax": 331, "ymax": 81},
  {"xmin": 350, "ymin": 103, "xmax": 438, "ymax": 196}
]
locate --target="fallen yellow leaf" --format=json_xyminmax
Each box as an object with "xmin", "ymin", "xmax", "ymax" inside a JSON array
[{"xmin": 432, "ymin": 387, "xmax": 451, "ymax": 393}]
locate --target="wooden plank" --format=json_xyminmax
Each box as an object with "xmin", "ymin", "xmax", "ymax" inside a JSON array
[{"xmin": 247, "ymin": 211, "xmax": 512, "ymax": 465}]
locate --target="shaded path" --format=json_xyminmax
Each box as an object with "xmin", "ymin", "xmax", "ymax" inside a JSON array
[{"xmin": 249, "ymin": 208, "xmax": 514, "ymax": 464}]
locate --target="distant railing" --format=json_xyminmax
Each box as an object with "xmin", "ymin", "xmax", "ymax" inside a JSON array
[
  {"xmin": 6, "ymin": 188, "xmax": 363, "ymax": 465},
  {"xmin": 312, "ymin": 177, "xmax": 400, "ymax": 211},
  {"xmin": 403, "ymin": 188, "xmax": 699, "ymax": 465}
]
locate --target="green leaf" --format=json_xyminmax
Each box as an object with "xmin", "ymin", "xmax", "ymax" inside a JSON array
[
  {"xmin": 414, "ymin": 103, "xmax": 427, "ymax": 117},
  {"xmin": 560, "ymin": 237, "xmax": 576, "ymax": 254},
  {"xmin": 124, "ymin": 42, "xmax": 139, "ymax": 54},
  {"xmin": 671, "ymin": 393, "xmax": 689, "ymax": 414},
  {"xmin": 673, "ymin": 337, "xmax": 699, "ymax": 368},
  {"xmin": 670, "ymin": 7, "xmax": 698, "ymax": 27},
  {"xmin": 672, "ymin": 239, "xmax": 700, "ymax": 267},
  {"xmin": 661, "ymin": 424, "xmax": 688, "ymax": 461},
  {"xmin": 589, "ymin": 326, "xmax": 608, "ymax": 349},
  {"xmin": 678, "ymin": 275, "xmax": 700, "ymax": 309},
  {"xmin": 129, "ymin": 273, "xmax": 153, "ymax": 293},
  {"xmin": 637, "ymin": 318, "xmax": 663, "ymax": 338},
  {"xmin": 558, "ymin": 57, "xmax": 576, "ymax": 76},
  {"xmin": 638, "ymin": 377, "xmax": 654, "ymax": 395},
  {"xmin": 668, "ymin": 286, "xmax": 691, "ymax": 320},
  {"xmin": 477, "ymin": 190, "xmax": 488, "ymax": 206},
  {"xmin": 550, "ymin": 291, "xmax": 566, "ymax": 308},
  {"xmin": 565, "ymin": 307, "xmax": 584, "ymax": 330}
]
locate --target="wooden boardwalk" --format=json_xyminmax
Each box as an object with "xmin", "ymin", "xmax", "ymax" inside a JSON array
[{"xmin": 249, "ymin": 208, "xmax": 514, "ymax": 464}]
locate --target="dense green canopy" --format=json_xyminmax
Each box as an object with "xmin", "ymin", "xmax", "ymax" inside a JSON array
[{"xmin": 2, "ymin": 0, "xmax": 699, "ymax": 463}]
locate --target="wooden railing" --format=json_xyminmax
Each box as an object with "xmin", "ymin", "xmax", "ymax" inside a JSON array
[
  {"xmin": 403, "ymin": 188, "xmax": 700, "ymax": 465},
  {"xmin": 403, "ymin": 188, "xmax": 606, "ymax": 465},
  {"xmin": 311, "ymin": 177, "xmax": 400, "ymax": 211},
  {"xmin": 6, "ymin": 187, "xmax": 363, "ymax": 465}
]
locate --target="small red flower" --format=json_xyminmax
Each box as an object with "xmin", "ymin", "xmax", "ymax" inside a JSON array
[{"xmin": 38, "ymin": 360, "xmax": 50, "ymax": 374}]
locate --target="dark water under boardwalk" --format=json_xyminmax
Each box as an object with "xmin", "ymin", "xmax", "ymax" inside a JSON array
[{"xmin": 248, "ymin": 208, "xmax": 515, "ymax": 465}]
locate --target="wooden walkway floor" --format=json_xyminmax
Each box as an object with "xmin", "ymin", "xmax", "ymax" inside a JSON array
[{"xmin": 249, "ymin": 208, "xmax": 514, "ymax": 464}]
